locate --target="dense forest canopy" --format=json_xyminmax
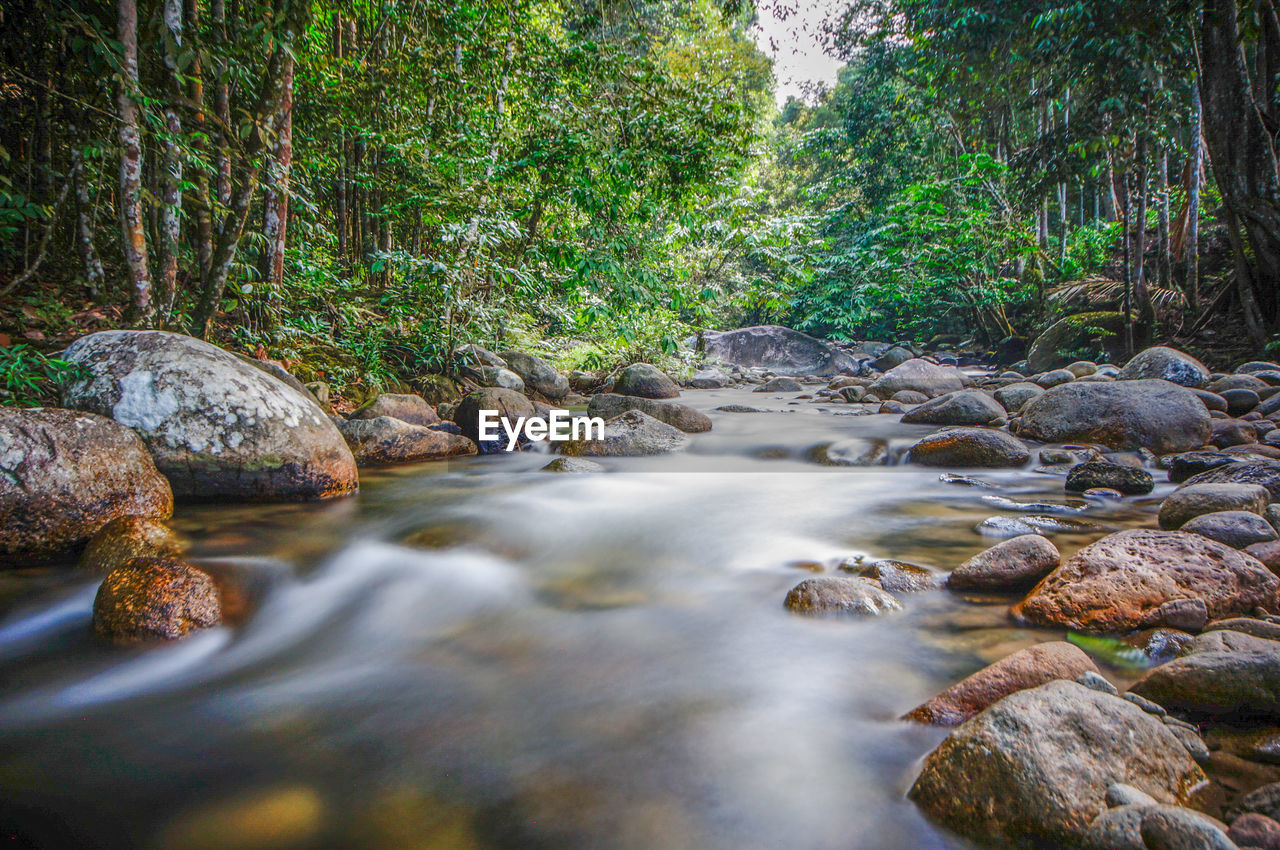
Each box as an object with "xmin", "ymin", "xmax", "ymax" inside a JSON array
[{"xmin": 3, "ymin": 0, "xmax": 1280, "ymax": 401}]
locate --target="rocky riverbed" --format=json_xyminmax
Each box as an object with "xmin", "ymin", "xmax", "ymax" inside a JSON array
[{"xmin": 5, "ymin": 326, "xmax": 1280, "ymax": 848}]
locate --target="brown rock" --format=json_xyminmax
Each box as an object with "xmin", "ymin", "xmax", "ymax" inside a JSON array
[
  {"xmin": 78, "ymin": 515, "xmax": 183, "ymax": 574},
  {"xmin": 92, "ymin": 557, "xmax": 221, "ymax": 643},
  {"xmin": 947, "ymin": 535, "xmax": 1061, "ymax": 592},
  {"xmin": 904, "ymin": 642, "xmax": 1100, "ymax": 725},
  {"xmin": 907, "ymin": 427, "xmax": 1031, "ymax": 468},
  {"xmin": 337, "ymin": 416, "xmax": 476, "ymax": 466},
  {"xmin": 347, "ymin": 393, "xmax": 441, "ymax": 427},
  {"xmin": 783, "ymin": 576, "xmax": 901, "ymax": 617},
  {"xmin": 1011, "ymin": 529, "xmax": 1280, "ymax": 633},
  {"xmin": 0, "ymin": 407, "xmax": 173, "ymax": 565}
]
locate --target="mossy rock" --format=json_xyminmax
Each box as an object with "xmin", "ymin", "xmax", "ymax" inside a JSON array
[
  {"xmin": 412, "ymin": 373, "xmax": 460, "ymax": 405},
  {"xmin": 1026, "ymin": 312, "xmax": 1126, "ymax": 373}
]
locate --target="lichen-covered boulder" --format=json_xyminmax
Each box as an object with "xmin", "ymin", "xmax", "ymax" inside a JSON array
[
  {"xmin": 1011, "ymin": 529, "xmax": 1280, "ymax": 633},
  {"xmin": 61, "ymin": 331, "xmax": 357, "ymax": 502},
  {"xmin": 0, "ymin": 407, "xmax": 173, "ymax": 565},
  {"xmin": 1014, "ymin": 380, "xmax": 1212, "ymax": 453},
  {"xmin": 909, "ymin": 681, "xmax": 1206, "ymax": 849},
  {"xmin": 92, "ymin": 557, "xmax": 221, "ymax": 643}
]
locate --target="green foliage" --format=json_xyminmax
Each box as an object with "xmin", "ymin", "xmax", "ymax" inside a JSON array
[{"xmin": 0, "ymin": 345, "xmax": 85, "ymax": 407}]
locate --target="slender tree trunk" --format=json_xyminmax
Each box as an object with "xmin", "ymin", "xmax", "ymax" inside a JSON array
[
  {"xmin": 1121, "ymin": 169, "xmax": 1134, "ymax": 356},
  {"xmin": 157, "ymin": 0, "xmax": 184, "ymax": 323},
  {"xmin": 116, "ymin": 0, "xmax": 153, "ymax": 323},
  {"xmin": 1158, "ymin": 149, "xmax": 1171, "ymax": 292},
  {"xmin": 186, "ymin": 0, "xmax": 214, "ymax": 280},
  {"xmin": 1188, "ymin": 79, "xmax": 1203, "ymax": 310},
  {"xmin": 260, "ymin": 50, "xmax": 295, "ymax": 302},
  {"xmin": 1134, "ymin": 140, "xmax": 1152, "ymax": 334},
  {"xmin": 333, "ymin": 13, "xmax": 347, "ymax": 262},
  {"xmin": 72, "ymin": 151, "xmax": 105, "ymax": 296},
  {"xmin": 212, "ymin": 0, "xmax": 232, "ymax": 208}
]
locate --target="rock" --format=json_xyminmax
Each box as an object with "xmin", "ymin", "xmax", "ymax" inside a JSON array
[
  {"xmin": 1011, "ymin": 529, "xmax": 1280, "ymax": 633},
  {"xmin": 558, "ymin": 410, "xmax": 688, "ymax": 457},
  {"xmin": 1014, "ymin": 380, "xmax": 1212, "ymax": 453},
  {"xmin": 337, "ymin": 416, "xmax": 476, "ymax": 466},
  {"xmin": 1223, "ymin": 388, "xmax": 1262, "ymax": 416},
  {"xmin": 1066, "ymin": 461, "xmax": 1155, "ymax": 495},
  {"xmin": 1079, "ymin": 671, "xmax": 1120, "ymax": 695},
  {"xmin": 699, "ymin": 325, "xmax": 862, "ymax": 375},
  {"xmin": 1036, "ymin": 368, "xmax": 1077, "ymax": 388},
  {"xmin": 612, "ymin": 363, "xmax": 681, "ymax": 399},
  {"xmin": 1232, "ymin": 782, "xmax": 1280, "ymax": 822},
  {"xmin": 304, "ymin": 382, "xmax": 332, "ymax": 414},
  {"xmin": 846, "ymin": 559, "xmax": 940, "ymax": 593},
  {"xmin": 908, "ymin": 427, "xmax": 1031, "ymax": 468},
  {"xmin": 1182, "ymin": 510, "xmax": 1279, "ymax": 549},
  {"xmin": 1214, "ymin": 374, "xmax": 1270, "ymax": 393},
  {"xmin": 454, "ymin": 344, "xmax": 506, "ymax": 367},
  {"xmin": 977, "ymin": 515, "xmax": 1103, "ymax": 538},
  {"xmin": 348, "ymin": 393, "xmax": 441, "ymax": 427},
  {"xmin": 1161, "ymin": 483, "xmax": 1271, "ymax": 529},
  {"xmin": 1213, "ymin": 418, "xmax": 1259, "ymax": 448},
  {"xmin": 753, "ymin": 376, "xmax": 803, "ymax": 393},
  {"xmin": 1140, "ymin": 806, "xmax": 1236, "ymax": 850},
  {"xmin": 1068, "ymin": 361, "xmax": 1099, "ymax": 377},
  {"xmin": 806, "ymin": 438, "xmax": 888, "ymax": 467},
  {"xmin": 451, "ymin": 387, "xmax": 536, "ymax": 452},
  {"xmin": 874, "ymin": 346, "xmax": 913, "ymax": 371},
  {"xmin": 586, "ymin": 394, "xmax": 712, "ymax": 433},
  {"xmin": 1026, "ymin": 311, "xmax": 1126, "ymax": 373},
  {"xmin": 947, "ymin": 534, "xmax": 1061, "ymax": 592},
  {"xmin": 869, "ymin": 359, "xmax": 965, "ymax": 398},
  {"xmin": 472, "ymin": 366, "xmax": 525, "ymax": 392},
  {"xmin": 904, "ymin": 642, "xmax": 1099, "ymax": 725},
  {"xmin": 92, "ymin": 557, "xmax": 221, "ymax": 643},
  {"xmin": 782, "ymin": 576, "xmax": 901, "ymax": 617},
  {"xmin": 1130, "ymin": 634, "xmax": 1280, "ymax": 717},
  {"xmin": 1118, "ymin": 346, "xmax": 1212, "ymax": 388},
  {"xmin": 496, "ymin": 350, "xmax": 569, "ymax": 399},
  {"xmin": 891, "ymin": 389, "xmax": 929, "ymax": 404},
  {"xmin": 908, "ymin": 680, "xmax": 1205, "ymax": 849},
  {"xmin": 1182, "ymin": 461, "xmax": 1280, "ymax": 500},
  {"xmin": 61, "ymin": 330, "xmax": 358, "ymax": 501},
  {"xmin": 1193, "ymin": 388, "xmax": 1231, "ymax": 412},
  {"xmin": 78, "ymin": 515, "xmax": 183, "ymax": 574},
  {"xmin": 0, "ymin": 407, "xmax": 173, "ymax": 565},
  {"xmin": 1083, "ymin": 805, "xmax": 1148, "ymax": 850},
  {"xmin": 1229, "ymin": 813, "xmax": 1280, "ymax": 850},
  {"xmin": 994, "ymin": 382, "xmax": 1045, "ymax": 412},
  {"xmin": 901, "ymin": 390, "xmax": 1007, "ymax": 426},
  {"xmin": 687, "ymin": 368, "xmax": 731, "ymax": 389},
  {"xmin": 1168, "ymin": 452, "xmax": 1241, "ymax": 483},
  {"xmin": 1205, "ymin": 616, "xmax": 1280, "ymax": 640},
  {"xmin": 541, "ymin": 457, "xmax": 604, "ymax": 473}
]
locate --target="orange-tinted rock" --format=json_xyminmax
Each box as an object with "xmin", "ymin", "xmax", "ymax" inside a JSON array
[
  {"xmin": 78, "ymin": 515, "xmax": 183, "ymax": 573},
  {"xmin": 92, "ymin": 557, "xmax": 221, "ymax": 643}
]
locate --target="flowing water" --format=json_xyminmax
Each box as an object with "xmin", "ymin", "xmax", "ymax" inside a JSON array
[{"xmin": 0, "ymin": 385, "xmax": 1170, "ymax": 850}]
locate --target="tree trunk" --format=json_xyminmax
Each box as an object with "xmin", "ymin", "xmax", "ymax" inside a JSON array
[
  {"xmin": 212, "ymin": 0, "xmax": 232, "ymax": 208},
  {"xmin": 116, "ymin": 0, "xmax": 153, "ymax": 323},
  {"xmin": 1158, "ymin": 149, "xmax": 1171, "ymax": 292},
  {"xmin": 1134, "ymin": 140, "xmax": 1152, "ymax": 334},
  {"xmin": 1188, "ymin": 78, "xmax": 1203, "ymax": 310},
  {"xmin": 186, "ymin": 0, "xmax": 214, "ymax": 280},
  {"xmin": 157, "ymin": 0, "xmax": 184, "ymax": 323},
  {"xmin": 72, "ymin": 151, "xmax": 105, "ymax": 296},
  {"xmin": 259, "ymin": 50, "xmax": 295, "ymax": 303}
]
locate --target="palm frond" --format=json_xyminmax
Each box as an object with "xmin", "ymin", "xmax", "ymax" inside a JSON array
[{"xmin": 1049, "ymin": 276, "xmax": 1187, "ymax": 310}]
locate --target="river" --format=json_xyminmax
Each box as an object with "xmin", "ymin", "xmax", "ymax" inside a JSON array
[{"xmin": 0, "ymin": 384, "xmax": 1168, "ymax": 849}]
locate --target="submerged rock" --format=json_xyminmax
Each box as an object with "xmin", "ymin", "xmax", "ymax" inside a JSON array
[
  {"xmin": 909, "ymin": 680, "xmax": 1205, "ymax": 849},
  {"xmin": 783, "ymin": 576, "xmax": 901, "ymax": 617},
  {"xmin": 92, "ymin": 557, "xmax": 221, "ymax": 643},
  {"xmin": 61, "ymin": 330, "xmax": 357, "ymax": 501},
  {"xmin": 1011, "ymin": 529, "xmax": 1280, "ymax": 633},
  {"xmin": 904, "ymin": 642, "xmax": 1099, "ymax": 725},
  {"xmin": 541, "ymin": 457, "xmax": 605, "ymax": 473},
  {"xmin": 1065, "ymin": 461, "xmax": 1154, "ymax": 495},
  {"xmin": 806, "ymin": 438, "xmax": 889, "ymax": 467},
  {"xmin": 0, "ymin": 407, "xmax": 173, "ymax": 565}
]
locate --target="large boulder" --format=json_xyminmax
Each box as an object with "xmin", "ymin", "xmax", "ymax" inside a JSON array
[
  {"xmin": 61, "ymin": 331, "xmax": 357, "ymax": 501},
  {"xmin": 901, "ymin": 390, "xmax": 1007, "ymax": 426},
  {"xmin": 348, "ymin": 393, "xmax": 440, "ymax": 427},
  {"xmin": 1130, "ymin": 630, "xmax": 1280, "ymax": 718},
  {"xmin": 587, "ymin": 394, "xmax": 711, "ymax": 433},
  {"xmin": 869, "ymin": 359, "xmax": 965, "ymax": 399},
  {"xmin": 907, "ymin": 427, "xmax": 1030, "ymax": 468},
  {"xmin": 1026, "ymin": 311, "xmax": 1126, "ymax": 373},
  {"xmin": 698, "ymin": 325, "xmax": 861, "ymax": 375},
  {"xmin": 904, "ymin": 642, "xmax": 1100, "ymax": 725},
  {"xmin": 909, "ymin": 681, "xmax": 1205, "ymax": 849},
  {"xmin": 1118, "ymin": 347, "xmax": 1211, "ymax": 388},
  {"xmin": 1011, "ymin": 529, "xmax": 1280, "ymax": 633},
  {"xmin": 1014, "ymin": 380, "xmax": 1212, "ymax": 453},
  {"xmin": 557, "ymin": 410, "xmax": 689, "ymax": 457},
  {"xmin": 612, "ymin": 363, "xmax": 681, "ymax": 399},
  {"xmin": 496, "ymin": 350, "xmax": 569, "ymax": 399},
  {"xmin": 452, "ymin": 387, "xmax": 535, "ymax": 451},
  {"xmin": 337, "ymin": 417, "xmax": 477, "ymax": 466},
  {"xmin": 0, "ymin": 407, "xmax": 173, "ymax": 565},
  {"xmin": 92, "ymin": 557, "xmax": 221, "ymax": 643}
]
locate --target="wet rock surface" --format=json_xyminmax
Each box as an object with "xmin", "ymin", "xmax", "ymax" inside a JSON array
[{"xmin": 92, "ymin": 557, "xmax": 222, "ymax": 643}]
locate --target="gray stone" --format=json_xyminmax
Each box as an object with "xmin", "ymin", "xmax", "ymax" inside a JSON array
[
  {"xmin": 901, "ymin": 390, "xmax": 1007, "ymax": 426},
  {"xmin": 1182, "ymin": 510, "xmax": 1279, "ymax": 549},
  {"xmin": 947, "ymin": 535, "xmax": 1061, "ymax": 592},
  {"xmin": 612, "ymin": 363, "xmax": 681, "ymax": 399},
  {"xmin": 1119, "ymin": 346, "xmax": 1212, "ymax": 388},
  {"xmin": 699, "ymin": 325, "xmax": 862, "ymax": 375},
  {"xmin": 869, "ymin": 359, "xmax": 966, "ymax": 398},
  {"xmin": 558, "ymin": 410, "xmax": 689, "ymax": 457},
  {"xmin": 783, "ymin": 576, "xmax": 901, "ymax": 617},
  {"xmin": 349, "ymin": 393, "xmax": 441, "ymax": 427},
  {"xmin": 497, "ymin": 350, "xmax": 570, "ymax": 399},
  {"xmin": 994, "ymin": 382, "xmax": 1044, "ymax": 412},
  {"xmin": 908, "ymin": 428, "xmax": 1031, "ymax": 468},
  {"xmin": 587, "ymin": 394, "xmax": 712, "ymax": 433},
  {"xmin": 1161, "ymin": 483, "xmax": 1271, "ymax": 529},
  {"xmin": 1014, "ymin": 380, "xmax": 1212, "ymax": 454},
  {"xmin": 1066, "ymin": 461, "xmax": 1154, "ymax": 494}
]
